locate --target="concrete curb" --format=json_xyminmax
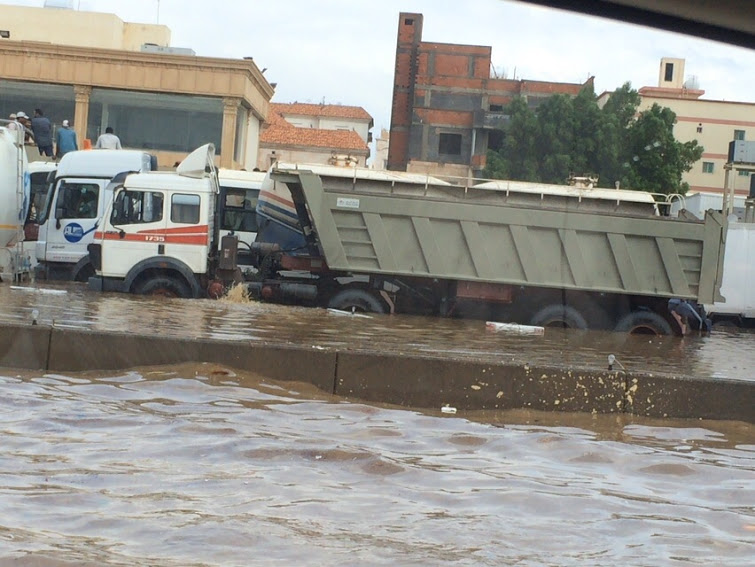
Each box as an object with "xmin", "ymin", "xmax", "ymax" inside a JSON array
[{"xmin": 1, "ymin": 324, "xmax": 752, "ymax": 422}]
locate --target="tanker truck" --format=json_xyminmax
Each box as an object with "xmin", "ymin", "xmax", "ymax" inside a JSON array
[
  {"xmin": 0, "ymin": 124, "xmax": 31, "ymax": 281},
  {"xmin": 87, "ymin": 145, "xmax": 727, "ymax": 335}
]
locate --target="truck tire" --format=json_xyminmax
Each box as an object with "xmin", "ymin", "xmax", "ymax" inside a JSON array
[
  {"xmin": 73, "ymin": 261, "xmax": 95, "ymax": 283},
  {"xmin": 328, "ymin": 288, "xmax": 387, "ymax": 314},
  {"xmin": 614, "ymin": 311, "xmax": 672, "ymax": 335},
  {"xmin": 135, "ymin": 276, "xmax": 191, "ymax": 299},
  {"xmin": 529, "ymin": 304, "xmax": 588, "ymax": 329}
]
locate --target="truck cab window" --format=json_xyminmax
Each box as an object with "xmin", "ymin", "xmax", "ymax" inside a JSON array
[
  {"xmin": 111, "ymin": 190, "xmax": 164, "ymax": 225},
  {"xmin": 56, "ymin": 182, "xmax": 101, "ymax": 219},
  {"xmin": 171, "ymin": 193, "xmax": 201, "ymax": 224},
  {"xmin": 221, "ymin": 187, "xmax": 258, "ymax": 232}
]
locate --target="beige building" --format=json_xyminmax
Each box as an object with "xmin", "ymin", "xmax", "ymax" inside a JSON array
[
  {"xmin": 605, "ymin": 58, "xmax": 755, "ymax": 196},
  {"xmin": 372, "ymin": 128, "xmax": 390, "ymax": 170},
  {"xmin": 257, "ymin": 103, "xmax": 371, "ymax": 169},
  {"xmin": 0, "ymin": 4, "xmax": 273, "ymax": 169}
]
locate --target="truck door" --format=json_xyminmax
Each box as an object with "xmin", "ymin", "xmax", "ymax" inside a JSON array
[
  {"xmin": 44, "ymin": 178, "xmax": 105, "ymax": 264},
  {"xmin": 101, "ymin": 188, "xmax": 167, "ymax": 277}
]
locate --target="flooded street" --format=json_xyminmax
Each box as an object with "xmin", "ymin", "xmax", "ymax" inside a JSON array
[
  {"xmin": 0, "ymin": 282, "xmax": 753, "ymax": 565},
  {"xmin": 0, "ymin": 363, "xmax": 753, "ymax": 566},
  {"xmin": 0, "ymin": 282, "xmax": 753, "ymax": 381}
]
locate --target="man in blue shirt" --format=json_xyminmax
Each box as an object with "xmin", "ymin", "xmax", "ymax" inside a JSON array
[{"xmin": 55, "ymin": 119, "xmax": 78, "ymax": 158}]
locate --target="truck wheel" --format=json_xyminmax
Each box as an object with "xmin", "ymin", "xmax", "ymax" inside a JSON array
[
  {"xmin": 135, "ymin": 276, "xmax": 191, "ymax": 299},
  {"xmin": 328, "ymin": 288, "xmax": 387, "ymax": 314},
  {"xmin": 614, "ymin": 311, "xmax": 672, "ymax": 335},
  {"xmin": 529, "ymin": 304, "xmax": 588, "ymax": 329},
  {"xmin": 73, "ymin": 262, "xmax": 95, "ymax": 283}
]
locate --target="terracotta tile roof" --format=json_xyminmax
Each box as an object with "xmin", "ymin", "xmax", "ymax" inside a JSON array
[
  {"xmin": 260, "ymin": 109, "xmax": 369, "ymax": 153},
  {"xmin": 272, "ymin": 102, "xmax": 373, "ymax": 122}
]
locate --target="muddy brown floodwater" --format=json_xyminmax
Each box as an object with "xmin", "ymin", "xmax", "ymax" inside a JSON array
[
  {"xmin": 0, "ymin": 282, "xmax": 753, "ymax": 381},
  {"xmin": 0, "ymin": 282, "xmax": 753, "ymax": 565},
  {"xmin": 0, "ymin": 363, "xmax": 752, "ymax": 566}
]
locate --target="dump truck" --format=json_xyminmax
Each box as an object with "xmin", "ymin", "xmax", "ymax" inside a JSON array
[
  {"xmin": 87, "ymin": 146, "xmax": 728, "ymax": 335},
  {"xmin": 248, "ymin": 164, "xmax": 727, "ymax": 335}
]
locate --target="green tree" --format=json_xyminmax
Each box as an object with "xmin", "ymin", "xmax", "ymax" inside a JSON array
[
  {"xmin": 484, "ymin": 97, "xmax": 538, "ymax": 180},
  {"xmin": 619, "ymin": 104, "xmax": 703, "ymax": 195},
  {"xmin": 535, "ymin": 94, "xmax": 576, "ymax": 183},
  {"xmin": 484, "ymin": 82, "xmax": 702, "ymax": 196},
  {"xmin": 595, "ymin": 82, "xmax": 641, "ymax": 187}
]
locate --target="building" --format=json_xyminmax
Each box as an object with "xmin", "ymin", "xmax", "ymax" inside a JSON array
[
  {"xmin": 601, "ymin": 57, "xmax": 755, "ymax": 196},
  {"xmin": 388, "ymin": 12, "xmax": 593, "ymax": 178},
  {"xmin": 257, "ymin": 103, "xmax": 371, "ymax": 169},
  {"xmin": 372, "ymin": 128, "xmax": 390, "ymax": 170},
  {"xmin": 0, "ymin": 3, "xmax": 273, "ymax": 169}
]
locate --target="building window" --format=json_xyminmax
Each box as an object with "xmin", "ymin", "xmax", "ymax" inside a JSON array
[
  {"xmin": 734, "ymin": 130, "xmax": 746, "ymax": 141},
  {"xmin": 702, "ymin": 162, "xmax": 714, "ymax": 174},
  {"xmin": 0, "ymin": 80, "xmax": 75, "ymax": 133},
  {"xmin": 664, "ymin": 62, "xmax": 674, "ymax": 82},
  {"xmin": 489, "ymin": 104, "xmax": 504, "ymax": 111},
  {"xmin": 87, "ymin": 88, "xmax": 223, "ymax": 153},
  {"xmin": 404, "ymin": 18, "xmax": 414, "ymax": 25},
  {"xmin": 696, "ymin": 123, "xmax": 703, "ymax": 133},
  {"xmin": 439, "ymin": 133, "xmax": 462, "ymax": 155},
  {"xmin": 738, "ymin": 170, "xmax": 750, "ymax": 177}
]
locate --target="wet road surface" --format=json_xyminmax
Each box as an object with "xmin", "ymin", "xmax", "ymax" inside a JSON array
[
  {"xmin": 1, "ymin": 282, "xmax": 753, "ymax": 565},
  {"xmin": 0, "ymin": 282, "xmax": 753, "ymax": 381},
  {"xmin": 0, "ymin": 363, "xmax": 752, "ymax": 566}
]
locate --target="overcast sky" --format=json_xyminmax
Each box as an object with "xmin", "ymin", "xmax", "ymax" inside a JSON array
[{"xmin": 8, "ymin": 0, "xmax": 755, "ymax": 137}]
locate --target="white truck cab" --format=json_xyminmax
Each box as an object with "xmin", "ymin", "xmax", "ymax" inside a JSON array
[
  {"xmin": 35, "ymin": 149, "xmax": 156, "ymax": 281},
  {"xmin": 88, "ymin": 144, "xmax": 221, "ymax": 298}
]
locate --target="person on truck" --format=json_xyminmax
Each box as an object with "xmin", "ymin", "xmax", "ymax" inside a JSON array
[
  {"xmin": 55, "ymin": 119, "xmax": 78, "ymax": 157},
  {"xmin": 31, "ymin": 108, "xmax": 54, "ymax": 158}
]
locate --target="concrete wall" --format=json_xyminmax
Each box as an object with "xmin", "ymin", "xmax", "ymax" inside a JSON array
[
  {"xmin": 0, "ymin": 5, "xmax": 170, "ymax": 50},
  {"xmin": 257, "ymin": 146, "xmax": 368, "ymax": 170},
  {"xmin": 1, "ymin": 323, "xmax": 752, "ymax": 423}
]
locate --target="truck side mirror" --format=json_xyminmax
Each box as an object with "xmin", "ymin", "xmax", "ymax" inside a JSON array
[{"xmin": 55, "ymin": 205, "xmax": 64, "ymax": 229}]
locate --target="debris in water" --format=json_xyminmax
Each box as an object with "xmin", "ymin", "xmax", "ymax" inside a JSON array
[
  {"xmin": 327, "ymin": 308, "xmax": 372, "ymax": 319},
  {"xmin": 441, "ymin": 405, "xmax": 457, "ymax": 415},
  {"xmin": 485, "ymin": 321, "xmax": 544, "ymax": 335},
  {"xmin": 10, "ymin": 286, "xmax": 67, "ymax": 295}
]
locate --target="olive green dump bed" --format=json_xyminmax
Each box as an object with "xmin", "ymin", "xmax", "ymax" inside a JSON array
[{"xmin": 277, "ymin": 169, "xmax": 727, "ymax": 304}]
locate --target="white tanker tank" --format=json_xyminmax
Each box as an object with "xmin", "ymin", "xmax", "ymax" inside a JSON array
[{"xmin": 0, "ymin": 126, "xmax": 30, "ymax": 248}]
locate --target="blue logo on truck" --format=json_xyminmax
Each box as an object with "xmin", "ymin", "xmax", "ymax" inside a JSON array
[
  {"xmin": 63, "ymin": 222, "xmax": 98, "ymax": 243},
  {"xmin": 63, "ymin": 223, "xmax": 85, "ymax": 243}
]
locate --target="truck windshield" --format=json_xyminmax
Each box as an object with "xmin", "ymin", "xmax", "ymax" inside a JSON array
[
  {"xmin": 36, "ymin": 175, "xmax": 58, "ymax": 226},
  {"xmin": 55, "ymin": 182, "xmax": 101, "ymax": 219}
]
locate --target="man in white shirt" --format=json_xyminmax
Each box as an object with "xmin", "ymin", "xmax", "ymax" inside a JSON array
[{"xmin": 95, "ymin": 127, "xmax": 122, "ymax": 150}]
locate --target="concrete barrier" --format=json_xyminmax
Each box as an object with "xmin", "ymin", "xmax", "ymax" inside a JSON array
[
  {"xmin": 0, "ymin": 323, "xmax": 50, "ymax": 370},
  {"xmin": 46, "ymin": 328, "xmax": 338, "ymax": 394},
  {"xmin": 0, "ymin": 323, "xmax": 752, "ymax": 422}
]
